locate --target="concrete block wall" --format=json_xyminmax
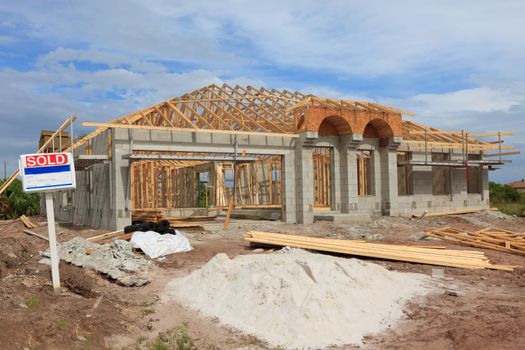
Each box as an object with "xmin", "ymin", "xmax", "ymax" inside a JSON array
[
  {"xmin": 294, "ymin": 135, "xmax": 315, "ymax": 224},
  {"xmin": 53, "ymin": 130, "xmax": 114, "ymax": 228},
  {"xmin": 111, "ymin": 128, "xmax": 132, "ymax": 229},
  {"xmin": 282, "ymin": 149, "xmax": 297, "ymax": 223},
  {"xmin": 390, "ymin": 151, "xmax": 489, "ymax": 216},
  {"xmin": 119, "ymin": 128, "xmax": 297, "ymax": 229},
  {"xmin": 61, "ymin": 127, "xmax": 492, "ymax": 229}
]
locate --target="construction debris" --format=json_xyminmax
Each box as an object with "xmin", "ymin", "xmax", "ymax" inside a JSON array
[
  {"xmin": 425, "ymin": 226, "xmax": 525, "ymax": 256},
  {"xmin": 130, "ymin": 230, "xmax": 192, "ymax": 259},
  {"xmin": 132, "ymin": 210, "xmax": 164, "ymax": 223},
  {"xmin": 244, "ymin": 231, "xmax": 518, "ymax": 271},
  {"xmin": 164, "ymin": 248, "xmax": 433, "ymax": 349},
  {"xmin": 87, "ymin": 230, "xmax": 125, "ymax": 243},
  {"xmin": 20, "ymin": 215, "xmax": 37, "ymax": 229},
  {"xmin": 23, "ymin": 229, "xmax": 48, "ymax": 241},
  {"xmin": 414, "ymin": 208, "xmax": 485, "ymax": 218},
  {"xmin": 41, "ymin": 237, "xmax": 151, "ymax": 286},
  {"xmin": 131, "ymin": 211, "xmax": 206, "ymax": 230}
]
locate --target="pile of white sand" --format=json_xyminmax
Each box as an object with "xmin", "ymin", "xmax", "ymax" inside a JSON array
[{"xmin": 163, "ymin": 248, "xmax": 432, "ymax": 349}]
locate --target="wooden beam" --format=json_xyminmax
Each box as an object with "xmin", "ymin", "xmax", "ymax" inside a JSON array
[
  {"xmin": 409, "ymin": 131, "xmax": 513, "ymax": 137},
  {"xmin": 245, "ymin": 231, "xmax": 516, "ymax": 271},
  {"xmin": 165, "ymin": 101, "xmax": 198, "ymax": 129},
  {"xmin": 223, "ymin": 194, "xmax": 235, "ymax": 230},
  {"xmin": 1, "ymin": 116, "xmax": 77, "ymax": 196},
  {"xmin": 88, "ymin": 230, "xmax": 124, "ymax": 243},
  {"xmin": 81, "ymin": 122, "xmax": 299, "ymax": 138},
  {"xmin": 484, "ymin": 151, "xmax": 521, "ymax": 157},
  {"xmin": 23, "ymin": 229, "xmax": 49, "ymax": 241},
  {"xmin": 470, "ymin": 132, "xmax": 513, "ymax": 137}
]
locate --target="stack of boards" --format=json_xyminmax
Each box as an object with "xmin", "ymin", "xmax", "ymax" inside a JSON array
[
  {"xmin": 20, "ymin": 215, "xmax": 38, "ymax": 229},
  {"xmin": 244, "ymin": 231, "xmax": 518, "ymax": 271},
  {"xmin": 426, "ymin": 226, "xmax": 525, "ymax": 256},
  {"xmin": 132, "ymin": 210, "xmax": 216, "ymax": 229}
]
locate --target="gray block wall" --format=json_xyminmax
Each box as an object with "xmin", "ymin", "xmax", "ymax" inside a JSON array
[
  {"xmin": 53, "ymin": 130, "xmax": 114, "ymax": 228},
  {"xmin": 390, "ymin": 151, "xmax": 489, "ymax": 216},
  {"xmin": 59, "ymin": 128, "xmax": 492, "ymax": 229}
]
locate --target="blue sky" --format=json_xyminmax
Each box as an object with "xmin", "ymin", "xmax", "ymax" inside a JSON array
[{"xmin": 0, "ymin": 0, "xmax": 524, "ymax": 183}]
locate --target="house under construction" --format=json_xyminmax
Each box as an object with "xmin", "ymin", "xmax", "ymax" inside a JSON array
[{"xmin": 26, "ymin": 84, "xmax": 516, "ymax": 230}]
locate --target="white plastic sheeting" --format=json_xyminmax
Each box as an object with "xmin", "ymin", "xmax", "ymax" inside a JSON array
[{"xmin": 130, "ymin": 230, "xmax": 192, "ymax": 259}]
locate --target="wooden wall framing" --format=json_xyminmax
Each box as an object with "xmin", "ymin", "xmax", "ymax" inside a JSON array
[
  {"xmin": 357, "ymin": 150, "xmax": 372, "ymax": 196},
  {"xmin": 313, "ymin": 147, "xmax": 331, "ymax": 208},
  {"xmin": 130, "ymin": 154, "xmax": 283, "ymax": 211}
]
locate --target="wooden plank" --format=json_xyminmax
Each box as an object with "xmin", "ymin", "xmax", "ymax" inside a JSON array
[
  {"xmin": 400, "ymin": 145, "xmax": 514, "ymax": 151},
  {"xmin": 87, "ymin": 230, "xmax": 125, "ymax": 243},
  {"xmin": 409, "ymin": 131, "xmax": 513, "ymax": 137},
  {"xmin": 248, "ymin": 231, "xmax": 487, "ymax": 258},
  {"xmin": 23, "ymin": 229, "xmax": 49, "ymax": 241},
  {"xmin": 20, "ymin": 215, "xmax": 37, "ymax": 229},
  {"xmin": 423, "ymin": 208, "xmax": 484, "ymax": 217},
  {"xmin": 166, "ymin": 221, "xmax": 204, "ymax": 228},
  {"xmin": 1, "ymin": 116, "xmax": 77, "ymax": 196},
  {"xmin": 244, "ymin": 231, "xmax": 515, "ymax": 271},
  {"xmin": 425, "ymin": 227, "xmax": 525, "ymax": 256},
  {"xmin": 469, "ymin": 132, "xmax": 513, "ymax": 137},
  {"xmin": 484, "ymin": 151, "xmax": 521, "ymax": 157},
  {"xmin": 81, "ymin": 122, "xmax": 300, "ymax": 138},
  {"xmin": 223, "ymin": 194, "xmax": 235, "ymax": 230}
]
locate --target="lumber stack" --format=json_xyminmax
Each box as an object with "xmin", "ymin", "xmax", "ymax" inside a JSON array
[
  {"xmin": 244, "ymin": 231, "xmax": 518, "ymax": 271},
  {"xmin": 167, "ymin": 215, "xmax": 216, "ymax": 222},
  {"xmin": 166, "ymin": 219, "xmax": 204, "ymax": 229},
  {"xmin": 20, "ymin": 215, "xmax": 38, "ymax": 229},
  {"xmin": 132, "ymin": 210, "xmax": 164, "ymax": 223},
  {"xmin": 132, "ymin": 210, "xmax": 210, "ymax": 229},
  {"xmin": 425, "ymin": 226, "xmax": 525, "ymax": 256}
]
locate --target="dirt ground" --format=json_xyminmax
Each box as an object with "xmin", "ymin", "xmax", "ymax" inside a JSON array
[{"xmin": 0, "ymin": 211, "xmax": 524, "ymax": 350}]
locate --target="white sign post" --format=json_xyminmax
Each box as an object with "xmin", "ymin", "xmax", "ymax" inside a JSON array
[{"xmin": 19, "ymin": 152, "xmax": 76, "ymax": 290}]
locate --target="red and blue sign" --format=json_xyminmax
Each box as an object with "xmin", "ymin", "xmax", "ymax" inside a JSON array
[{"xmin": 20, "ymin": 153, "xmax": 76, "ymax": 192}]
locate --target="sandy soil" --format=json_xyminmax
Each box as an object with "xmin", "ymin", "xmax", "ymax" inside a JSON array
[{"xmin": 0, "ymin": 211, "xmax": 524, "ymax": 349}]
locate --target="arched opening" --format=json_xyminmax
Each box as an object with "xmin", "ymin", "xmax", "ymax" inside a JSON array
[
  {"xmin": 318, "ymin": 115, "xmax": 352, "ymax": 136},
  {"xmin": 362, "ymin": 119, "xmax": 394, "ymax": 138}
]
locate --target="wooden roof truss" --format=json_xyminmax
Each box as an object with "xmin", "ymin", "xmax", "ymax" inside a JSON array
[{"xmin": 74, "ymin": 84, "xmax": 517, "ymax": 165}]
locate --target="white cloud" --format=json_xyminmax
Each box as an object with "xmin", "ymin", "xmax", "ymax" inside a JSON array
[
  {"xmin": 36, "ymin": 47, "xmax": 167, "ymax": 74},
  {"xmin": 0, "ymin": 1, "xmax": 524, "ymax": 183},
  {"xmin": 1, "ymin": 1, "xmax": 523, "ymax": 77},
  {"xmin": 378, "ymin": 84, "xmax": 525, "ymax": 183},
  {"xmin": 383, "ymin": 85, "xmax": 525, "ymax": 117}
]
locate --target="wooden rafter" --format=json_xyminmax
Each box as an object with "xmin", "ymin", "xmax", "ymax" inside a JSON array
[{"xmin": 75, "ymin": 84, "xmax": 514, "ymax": 157}]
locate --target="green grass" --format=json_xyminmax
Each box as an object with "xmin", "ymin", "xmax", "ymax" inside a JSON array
[
  {"xmin": 489, "ymin": 181, "xmax": 525, "ymax": 217},
  {"xmin": 491, "ymin": 202, "xmax": 525, "ymax": 216},
  {"xmin": 26, "ymin": 297, "xmax": 39, "ymax": 308},
  {"xmin": 58, "ymin": 319, "xmax": 67, "ymax": 329},
  {"xmin": 139, "ymin": 302, "xmax": 156, "ymax": 315},
  {"xmin": 137, "ymin": 336, "xmax": 147, "ymax": 343},
  {"xmin": 143, "ymin": 323, "xmax": 195, "ymax": 350}
]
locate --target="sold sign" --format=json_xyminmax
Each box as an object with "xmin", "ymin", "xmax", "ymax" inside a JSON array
[
  {"xmin": 19, "ymin": 151, "xmax": 77, "ymax": 291},
  {"xmin": 25, "ymin": 154, "xmax": 68, "ymax": 168},
  {"xmin": 19, "ymin": 152, "xmax": 76, "ymax": 193}
]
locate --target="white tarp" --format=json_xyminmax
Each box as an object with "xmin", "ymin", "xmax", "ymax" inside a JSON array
[{"xmin": 130, "ymin": 230, "xmax": 192, "ymax": 259}]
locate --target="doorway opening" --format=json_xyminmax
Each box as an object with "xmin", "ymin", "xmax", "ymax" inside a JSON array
[{"xmin": 313, "ymin": 147, "xmax": 332, "ymax": 208}]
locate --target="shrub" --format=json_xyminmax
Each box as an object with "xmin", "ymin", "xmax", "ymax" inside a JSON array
[
  {"xmin": 0, "ymin": 178, "xmax": 40, "ymax": 219},
  {"xmin": 489, "ymin": 181, "xmax": 525, "ymax": 216}
]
